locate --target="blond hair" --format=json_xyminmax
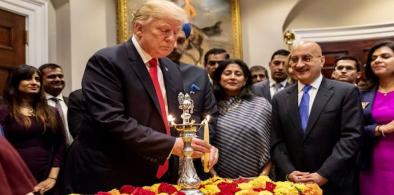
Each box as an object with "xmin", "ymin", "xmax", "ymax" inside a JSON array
[{"xmin": 132, "ymin": 0, "xmax": 187, "ymax": 26}]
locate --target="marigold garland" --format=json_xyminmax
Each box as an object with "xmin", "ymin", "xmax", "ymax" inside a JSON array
[{"xmin": 73, "ymin": 175, "xmax": 322, "ymax": 195}]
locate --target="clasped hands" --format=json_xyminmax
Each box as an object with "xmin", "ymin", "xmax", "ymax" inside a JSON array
[
  {"xmin": 172, "ymin": 137, "xmax": 218, "ymax": 170},
  {"xmin": 288, "ymin": 171, "xmax": 328, "ymax": 186}
]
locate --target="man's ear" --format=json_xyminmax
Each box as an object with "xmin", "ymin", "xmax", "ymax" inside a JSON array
[
  {"xmin": 133, "ymin": 21, "xmax": 143, "ymax": 38},
  {"xmin": 356, "ymin": 72, "xmax": 362, "ymax": 79}
]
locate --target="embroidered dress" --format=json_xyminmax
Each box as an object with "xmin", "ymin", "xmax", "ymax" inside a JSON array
[{"xmin": 212, "ymin": 96, "xmax": 272, "ymax": 178}]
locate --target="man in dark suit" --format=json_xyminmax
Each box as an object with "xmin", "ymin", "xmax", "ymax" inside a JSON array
[
  {"xmin": 168, "ymin": 23, "xmax": 218, "ymax": 179},
  {"xmin": 331, "ymin": 55, "xmax": 362, "ymax": 85},
  {"xmin": 39, "ymin": 63, "xmax": 72, "ymax": 144},
  {"xmin": 271, "ymin": 41, "xmax": 362, "ymax": 194},
  {"xmin": 61, "ymin": 1, "xmax": 218, "ymax": 193},
  {"xmin": 253, "ymin": 49, "xmax": 291, "ymax": 102},
  {"xmin": 67, "ymin": 89, "xmax": 83, "ymax": 139}
]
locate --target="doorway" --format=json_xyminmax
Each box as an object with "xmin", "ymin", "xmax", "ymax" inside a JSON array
[{"xmin": 0, "ymin": 8, "xmax": 26, "ymax": 98}]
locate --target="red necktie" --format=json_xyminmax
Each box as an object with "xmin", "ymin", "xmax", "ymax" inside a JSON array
[{"xmin": 148, "ymin": 58, "xmax": 170, "ymax": 179}]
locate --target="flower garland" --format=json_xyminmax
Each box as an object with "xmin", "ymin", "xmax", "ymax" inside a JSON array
[{"xmin": 82, "ymin": 176, "xmax": 322, "ymax": 195}]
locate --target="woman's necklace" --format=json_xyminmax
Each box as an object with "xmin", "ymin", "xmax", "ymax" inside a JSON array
[
  {"xmin": 379, "ymin": 87, "xmax": 394, "ymax": 96},
  {"xmin": 20, "ymin": 106, "xmax": 35, "ymax": 116}
]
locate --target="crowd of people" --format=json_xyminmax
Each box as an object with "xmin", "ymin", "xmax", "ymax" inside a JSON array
[{"xmin": 0, "ymin": 0, "xmax": 393, "ymax": 195}]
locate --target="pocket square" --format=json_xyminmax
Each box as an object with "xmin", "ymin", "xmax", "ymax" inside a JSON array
[
  {"xmin": 190, "ymin": 83, "xmax": 200, "ymax": 94},
  {"xmin": 361, "ymin": 102, "xmax": 369, "ymax": 109}
]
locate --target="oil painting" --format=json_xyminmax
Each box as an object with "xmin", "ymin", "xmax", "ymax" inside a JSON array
[{"xmin": 117, "ymin": 0, "xmax": 242, "ymax": 66}]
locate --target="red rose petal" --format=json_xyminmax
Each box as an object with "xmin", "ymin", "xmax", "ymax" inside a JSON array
[
  {"xmin": 265, "ymin": 182, "xmax": 276, "ymax": 192},
  {"xmin": 158, "ymin": 183, "xmax": 178, "ymax": 194},
  {"xmin": 120, "ymin": 185, "xmax": 136, "ymax": 194}
]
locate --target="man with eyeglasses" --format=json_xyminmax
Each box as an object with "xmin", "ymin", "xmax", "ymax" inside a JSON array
[
  {"xmin": 271, "ymin": 41, "xmax": 362, "ymax": 195},
  {"xmin": 331, "ymin": 56, "xmax": 361, "ymax": 85},
  {"xmin": 167, "ymin": 23, "xmax": 218, "ymax": 180},
  {"xmin": 253, "ymin": 49, "xmax": 290, "ymax": 102},
  {"xmin": 203, "ymin": 48, "xmax": 230, "ymax": 83}
]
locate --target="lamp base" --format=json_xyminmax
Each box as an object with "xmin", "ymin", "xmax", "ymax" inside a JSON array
[{"xmin": 181, "ymin": 189, "xmax": 203, "ymax": 195}]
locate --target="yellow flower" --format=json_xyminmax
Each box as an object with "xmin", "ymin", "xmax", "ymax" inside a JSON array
[
  {"xmin": 235, "ymin": 189, "xmax": 259, "ymax": 195},
  {"xmin": 200, "ymin": 184, "xmax": 220, "ymax": 194},
  {"xmin": 148, "ymin": 183, "xmax": 161, "ymax": 193},
  {"xmin": 258, "ymin": 191, "xmax": 274, "ymax": 195},
  {"xmin": 238, "ymin": 182, "xmax": 253, "ymax": 190},
  {"xmin": 108, "ymin": 189, "xmax": 121, "ymax": 195}
]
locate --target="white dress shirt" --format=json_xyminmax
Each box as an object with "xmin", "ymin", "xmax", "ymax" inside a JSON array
[
  {"xmin": 297, "ymin": 74, "xmax": 323, "ymax": 115},
  {"xmin": 45, "ymin": 92, "xmax": 73, "ymax": 144},
  {"xmin": 270, "ymin": 79, "xmax": 288, "ymax": 98},
  {"xmin": 132, "ymin": 36, "xmax": 168, "ymax": 115}
]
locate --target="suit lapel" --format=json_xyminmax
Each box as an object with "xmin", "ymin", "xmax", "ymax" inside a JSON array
[
  {"xmin": 159, "ymin": 58, "xmax": 178, "ymax": 112},
  {"xmin": 304, "ymin": 78, "xmax": 334, "ymax": 138},
  {"xmin": 286, "ymin": 85, "xmax": 304, "ymax": 138},
  {"xmin": 126, "ymin": 40, "xmax": 161, "ymax": 114},
  {"xmin": 265, "ymin": 81, "xmax": 271, "ymax": 100}
]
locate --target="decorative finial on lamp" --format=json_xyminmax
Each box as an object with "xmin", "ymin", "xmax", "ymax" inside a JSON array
[{"xmin": 283, "ymin": 30, "xmax": 295, "ymax": 50}]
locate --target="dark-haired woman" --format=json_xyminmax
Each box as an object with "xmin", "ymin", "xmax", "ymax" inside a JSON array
[
  {"xmin": 0, "ymin": 64, "xmax": 66, "ymax": 194},
  {"xmin": 211, "ymin": 59, "xmax": 272, "ymax": 178},
  {"xmin": 359, "ymin": 41, "xmax": 394, "ymax": 195}
]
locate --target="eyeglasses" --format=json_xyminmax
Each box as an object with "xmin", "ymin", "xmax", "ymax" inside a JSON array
[
  {"xmin": 207, "ymin": 60, "xmax": 224, "ymax": 66},
  {"xmin": 289, "ymin": 55, "xmax": 321, "ymax": 64},
  {"xmin": 335, "ymin": 65, "xmax": 356, "ymax": 71}
]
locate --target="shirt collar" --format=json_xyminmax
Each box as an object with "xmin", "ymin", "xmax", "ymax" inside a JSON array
[
  {"xmin": 270, "ymin": 79, "xmax": 288, "ymax": 87},
  {"xmin": 298, "ymin": 74, "xmax": 323, "ymax": 93},
  {"xmin": 132, "ymin": 36, "xmax": 153, "ymax": 64},
  {"xmin": 45, "ymin": 92, "xmax": 64, "ymax": 101}
]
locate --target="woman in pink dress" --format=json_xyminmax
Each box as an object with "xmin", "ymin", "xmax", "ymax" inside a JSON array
[{"xmin": 359, "ymin": 40, "xmax": 394, "ymax": 195}]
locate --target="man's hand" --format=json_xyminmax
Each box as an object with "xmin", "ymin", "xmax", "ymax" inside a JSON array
[
  {"xmin": 172, "ymin": 137, "xmax": 211, "ymax": 158},
  {"xmin": 302, "ymin": 172, "xmax": 328, "ymax": 186},
  {"xmin": 287, "ymin": 171, "xmax": 310, "ymax": 183}
]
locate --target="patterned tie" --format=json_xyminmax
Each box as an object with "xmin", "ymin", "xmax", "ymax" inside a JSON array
[
  {"xmin": 50, "ymin": 97, "xmax": 72, "ymax": 144},
  {"xmin": 148, "ymin": 58, "xmax": 170, "ymax": 179},
  {"xmin": 273, "ymin": 83, "xmax": 283, "ymax": 94},
  {"xmin": 299, "ymin": 85, "xmax": 312, "ymax": 132}
]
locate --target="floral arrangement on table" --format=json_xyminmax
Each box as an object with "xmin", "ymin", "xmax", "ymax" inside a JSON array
[{"xmin": 90, "ymin": 175, "xmax": 322, "ymax": 195}]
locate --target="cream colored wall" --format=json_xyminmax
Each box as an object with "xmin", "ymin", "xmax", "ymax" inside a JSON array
[
  {"xmin": 285, "ymin": 0, "xmax": 394, "ymax": 30},
  {"xmin": 240, "ymin": 0, "xmax": 298, "ymax": 67},
  {"xmin": 69, "ymin": 0, "xmax": 116, "ymax": 92},
  {"xmin": 48, "ymin": 0, "xmax": 116, "ymax": 94},
  {"xmin": 47, "ymin": 0, "xmax": 394, "ymax": 93}
]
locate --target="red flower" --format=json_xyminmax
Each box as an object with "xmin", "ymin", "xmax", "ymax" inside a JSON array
[
  {"xmin": 132, "ymin": 187, "xmax": 155, "ymax": 195},
  {"xmin": 96, "ymin": 192, "xmax": 111, "ymax": 195},
  {"xmin": 233, "ymin": 178, "xmax": 249, "ymax": 184},
  {"xmin": 120, "ymin": 185, "xmax": 136, "ymax": 194},
  {"xmin": 264, "ymin": 182, "xmax": 276, "ymax": 192},
  {"xmin": 158, "ymin": 183, "xmax": 178, "ymax": 194},
  {"xmin": 175, "ymin": 191, "xmax": 186, "ymax": 195},
  {"xmin": 217, "ymin": 182, "xmax": 240, "ymax": 194},
  {"xmin": 253, "ymin": 188, "xmax": 264, "ymax": 192}
]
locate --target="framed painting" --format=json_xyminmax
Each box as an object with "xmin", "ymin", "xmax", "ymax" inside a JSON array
[{"xmin": 116, "ymin": 0, "xmax": 242, "ymax": 65}]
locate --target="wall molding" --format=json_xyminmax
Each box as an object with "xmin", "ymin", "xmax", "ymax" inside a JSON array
[
  {"xmin": 292, "ymin": 22, "xmax": 394, "ymax": 43},
  {"xmin": 0, "ymin": 0, "xmax": 48, "ymax": 67}
]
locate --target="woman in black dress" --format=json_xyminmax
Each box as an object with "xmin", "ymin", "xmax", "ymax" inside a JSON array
[{"xmin": 0, "ymin": 64, "xmax": 66, "ymax": 194}]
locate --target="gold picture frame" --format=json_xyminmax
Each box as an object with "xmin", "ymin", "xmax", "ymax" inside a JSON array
[{"xmin": 116, "ymin": 0, "xmax": 242, "ymax": 63}]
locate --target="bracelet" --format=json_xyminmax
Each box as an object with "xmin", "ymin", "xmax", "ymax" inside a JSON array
[{"xmin": 48, "ymin": 176, "xmax": 57, "ymax": 180}]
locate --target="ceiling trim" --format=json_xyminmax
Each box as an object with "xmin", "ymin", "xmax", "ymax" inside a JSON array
[{"xmin": 292, "ymin": 22, "xmax": 394, "ymax": 43}]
